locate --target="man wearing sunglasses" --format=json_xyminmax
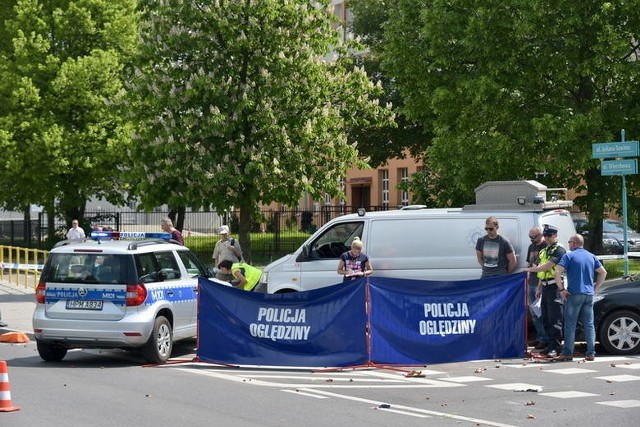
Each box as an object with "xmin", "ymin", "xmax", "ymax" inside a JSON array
[
  {"xmin": 525, "ymin": 226, "xmax": 549, "ymax": 350},
  {"xmin": 475, "ymin": 216, "xmax": 516, "ymax": 278},
  {"xmin": 523, "ymin": 225, "xmax": 566, "ymax": 357}
]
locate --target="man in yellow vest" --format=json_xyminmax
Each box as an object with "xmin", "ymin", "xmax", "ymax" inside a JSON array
[
  {"xmin": 523, "ymin": 224, "xmax": 566, "ymax": 357},
  {"xmin": 217, "ymin": 260, "xmax": 262, "ymax": 291}
]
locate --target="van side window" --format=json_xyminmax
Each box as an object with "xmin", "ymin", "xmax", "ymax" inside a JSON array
[{"xmin": 310, "ymin": 222, "xmax": 364, "ymax": 260}]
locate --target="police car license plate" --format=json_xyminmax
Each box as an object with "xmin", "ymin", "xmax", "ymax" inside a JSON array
[{"xmin": 66, "ymin": 300, "xmax": 103, "ymax": 310}]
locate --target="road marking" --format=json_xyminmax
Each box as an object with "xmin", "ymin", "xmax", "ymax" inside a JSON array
[
  {"xmin": 595, "ymin": 374, "xmax": 640, "ymax": 382},
  {"xmin": 295, "ymin": 388, "xmax": 517, "ymax": 427},
  {"xmin": 540, "ymin": 391, "xmax": 599, "ymax": 398},
  {"xmin": 597, "ymin": 399, "xmax": 640, "ymax": 408},
  {"xmin": 544, "ymin": 367, "xmax": 598, "ymax": 375},
  {"xmin": 281, "ymin": 389, "xmax": 328, "ymax": 399},
  {"xmin": 437, "ymin": 375, "xmax": 493, "ymax": 383},
  {"xmin": 174, "ymin": 364, "xmax": 465, "ymax": 389},
  {"xmin": 486, "ymin": 382, "xmax": 543, "ymax": 392},
  {"xmin": 376, "ymin": 407, "xmax": 430, "ymax": 418}
]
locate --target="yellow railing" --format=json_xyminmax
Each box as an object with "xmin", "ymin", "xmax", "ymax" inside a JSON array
[{"xmin": 0, "ymin": 246, "xmax": 48, "ymax": 289}]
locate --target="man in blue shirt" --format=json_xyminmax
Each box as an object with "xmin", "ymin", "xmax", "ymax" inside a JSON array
[{"xmin": 553, "ymin": 234, "xmax": 607, "ymax": 362}]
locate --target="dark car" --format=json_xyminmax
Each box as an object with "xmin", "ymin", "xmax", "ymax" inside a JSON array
[
  {"xmin": 573, "ymin": 219, "xmax": 624, "ymax": 255},
  {"xmin": 593, "ymin": 274, "xmax": 640, "ymax": 355}
]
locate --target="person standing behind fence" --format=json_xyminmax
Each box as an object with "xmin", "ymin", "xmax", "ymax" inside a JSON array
[
  {"xmin": 337, "ymin": 237, "xmax": 373, "ymax": 281},
  {"xmin": 66, "ymin": 219, "xmax": 85, "ymax": 242},
  {"xmin": 160, "ymin": 218, "xmax": 184, "ymax": 245},
  {"xmin": 475, "ymin": 216, "xmax": 516, "ymax": 277},
  {"xmin": 213, "ymin": 225, "xmax": 243, "ymax": 281}
]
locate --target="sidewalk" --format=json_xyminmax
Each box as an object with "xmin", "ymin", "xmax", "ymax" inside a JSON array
[{"xmin": 0, "ymin": 281, "xmax": 35, "ymax": 339}]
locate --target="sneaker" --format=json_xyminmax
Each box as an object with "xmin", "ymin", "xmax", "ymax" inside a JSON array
[
  {"xmin": 547, "ymin": 350, "xmax": 557, "ymax": 358},
  {"xmin": 553, "ymin": 354, "xmax": 573, "ymax": 362},
  {"xmin": 534, "ymin": 341, "xmax": 548, "ymax": 350},
  {"xmin": 585, "ymin": 355, "xmax": 595, "ymax": 361}
]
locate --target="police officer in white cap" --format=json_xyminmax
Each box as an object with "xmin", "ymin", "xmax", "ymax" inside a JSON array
[{"xmin": 524, "ymin": 224, "xmax": 566, "ymax": 357}]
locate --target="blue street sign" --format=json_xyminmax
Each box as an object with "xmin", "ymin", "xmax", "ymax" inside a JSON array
[
  {"xmin": 601, "ymin": 159, "xmax": 638, "ymax": 176},
  {"xmin": 592, "ymin": 141, "xmax": 639, "ymax": 159}
]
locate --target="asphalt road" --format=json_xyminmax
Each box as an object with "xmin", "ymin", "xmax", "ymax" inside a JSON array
[{"xmin": 1, "ymin": 339, "xmax": 639, "ymax": 427}]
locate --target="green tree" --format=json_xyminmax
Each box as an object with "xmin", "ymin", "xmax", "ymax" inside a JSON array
[
  {"xmin": 128, "ymin": 0, "xmax": 392, "ymax": 260},
  {"xmin": 348, "ymin": 0, "xmax": 427, "ymax": 169},
  {"xmin": 0, "ymin": 0, "xmax": 137, "ymax": 237},
  {"xmin": 376, "ymin": 0, "xmax": 640, "ymax": 251}
]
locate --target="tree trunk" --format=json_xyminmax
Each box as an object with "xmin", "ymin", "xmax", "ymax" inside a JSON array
[{"xmin": 238, "ymin": 200, "xmax": 253, "ymax": 264}]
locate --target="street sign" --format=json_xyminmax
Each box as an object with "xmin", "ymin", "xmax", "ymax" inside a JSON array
[
  {"xmin": 592, "ymin": 141, "xmax": 639, "ymax": 158},
  {"xmin": 601, "ymin": 159, "xmax": 638, "ymax": 176}
]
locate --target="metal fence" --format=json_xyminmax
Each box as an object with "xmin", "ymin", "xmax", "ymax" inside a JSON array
[{"xmin": 0, "ymin": 205, "xmax": 394, "ymax": 265}]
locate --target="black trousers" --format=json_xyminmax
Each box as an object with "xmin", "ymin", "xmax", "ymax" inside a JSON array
[{"xmin": 540, "ymin": 284, "xmax": 564, "ymax": 352}]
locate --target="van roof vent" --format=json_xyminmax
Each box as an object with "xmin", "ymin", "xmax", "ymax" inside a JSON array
[{"xmin": 462, "ymin": 180, "xmax": 573, "ymax": 212}]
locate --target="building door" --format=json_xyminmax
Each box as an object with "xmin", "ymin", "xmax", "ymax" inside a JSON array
[{"xmin": 350, "ymin": 184, "xmax": 371, "ymax": 210}]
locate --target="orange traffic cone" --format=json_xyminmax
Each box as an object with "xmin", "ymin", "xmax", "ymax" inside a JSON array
[{"xmin": 0, "ymin": 361, "xmax": 21, "ymax": 412}]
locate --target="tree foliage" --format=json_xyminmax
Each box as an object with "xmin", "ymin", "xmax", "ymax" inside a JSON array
[
  {"xmin": 128, "ymin": 0, "xmax": 393, "ymax": 259},
  {"xmin": 348, "ymin": 0, "xmax": 427, "ymax": 168},
  {"xmin": 370, "ymin": 0, "xmax": 640, "ymax": 248},
  {"xmin": 0, "ymin": 0, "xmax": 137, "ymax": 230}
]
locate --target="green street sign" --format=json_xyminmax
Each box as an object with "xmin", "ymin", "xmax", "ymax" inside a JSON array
[
  {"xmin": 601, "ymin": 159, "xmax": 638, "ymax": 176},
  {"xmin": 592, "ymin": 141, "xmax": 639, "ymax": 159}
]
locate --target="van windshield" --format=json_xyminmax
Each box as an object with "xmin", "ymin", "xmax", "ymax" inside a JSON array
[{"xmin": 309, "ymin": 221, "xmax": 364, "ymax": 259}]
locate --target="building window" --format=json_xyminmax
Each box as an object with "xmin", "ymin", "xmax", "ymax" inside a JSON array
[
  {"xmin": 380, "ymin": 169, "xmax": 389, "ymax": 209},
  {"xmin": 399, "ymin": 168, "xmax": 409, "ymax": 206}
]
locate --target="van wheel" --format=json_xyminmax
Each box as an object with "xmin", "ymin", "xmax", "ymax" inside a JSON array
[
  {"xmin": 143, "ymin": 316, "xmax": 173, "ymax": 364},
  {"xmin": 37, "ymin": 341, "xmax": 68, "ymax": 362}
]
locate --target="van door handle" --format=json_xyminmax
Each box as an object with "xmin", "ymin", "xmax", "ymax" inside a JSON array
[{"xmin": 167, "ymin": 290, "xmax": 174, "ymax": 297}]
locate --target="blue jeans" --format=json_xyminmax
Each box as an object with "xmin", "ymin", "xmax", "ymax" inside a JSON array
[
  {"xmin": 562, "ymin": 293, "xmax": 595, "ymax": 357},
  {"xmin": 528, "ymin": 284, "xmax": 548, "ymax": 343}
]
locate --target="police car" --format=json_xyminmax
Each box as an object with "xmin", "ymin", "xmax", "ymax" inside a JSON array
[{"xmin": 33, "ymin": 231, "xmax": 219, "ymax": 364}]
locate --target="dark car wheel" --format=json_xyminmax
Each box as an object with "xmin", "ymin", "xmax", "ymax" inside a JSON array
[
  {"xmin": 598, "ymin": 310, "xmax": 640, "ymax": 355},
  {"xmin": 36, "ymin": 341, "xmax": 68, "ymax": 362},
  {"xmin": 143, "ymin": 316, "xmax": 173, "ymax": 364}
]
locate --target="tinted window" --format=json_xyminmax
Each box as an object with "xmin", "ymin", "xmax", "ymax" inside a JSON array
[
  {"xmin": 44, "ymin": 253, "xmax": 127, "ymax": 284},
  {"xmin": 178, "ymin": 251, "xmax": 209, "ymax": 277},
  {"xmin": 155, "ymin": 251, "xmax": 181, "ymax": 280},
  {"xmin": 134, "ymin": 251, "xmax": 181, "ymax": 283}
]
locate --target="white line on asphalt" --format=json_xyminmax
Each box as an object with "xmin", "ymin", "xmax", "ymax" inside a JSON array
[
  {"xmin": 375, "ymin": 407, "xmax": 430, "ymax": 418},
  {"xmin": 281, "ymin": 389, "xmax": 328, "ymax": 399},
  {"xmin": 174, "ymin": 366, "xmax": 465, "ymax": 388},
  {"xmin": 296, "ymin": 388, "xmax": 517, "ymax": 427}
]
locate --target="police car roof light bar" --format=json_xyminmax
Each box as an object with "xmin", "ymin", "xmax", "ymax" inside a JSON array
[{"xmin": 90, "ymin": 231, "xmax": 171, "ymax": 241}]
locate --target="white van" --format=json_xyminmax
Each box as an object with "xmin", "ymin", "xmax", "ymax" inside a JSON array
[{"xmin": 257, "ymin": 181, "xmax": 577, "ymax": 293}]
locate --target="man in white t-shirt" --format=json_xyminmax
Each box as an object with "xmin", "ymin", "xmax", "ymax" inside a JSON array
[{"xmin": 66, "ymin": 219, "xmax": 86, "ymax": 241}]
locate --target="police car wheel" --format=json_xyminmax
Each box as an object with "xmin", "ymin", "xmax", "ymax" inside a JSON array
[
  {"xmin": 599, "ymin": 310, "xmax": 640, "ymax": 355},
  {"xmin": 143, "ymin": 316, "xmax": 173, "ymax": 364},
  {"xmin": 36, "ymin": 340, "xmax": 68, "ymax": 362}
]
